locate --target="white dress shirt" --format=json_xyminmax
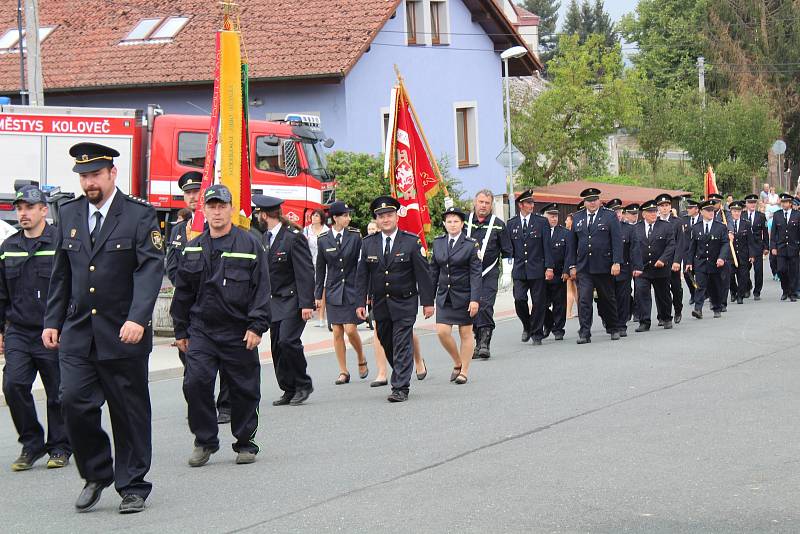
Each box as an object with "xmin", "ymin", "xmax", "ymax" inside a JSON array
[
  {"xmin": 88, "ymin": 187, "xmax": 118, "ymax": 233},
  {"xmin": 381, "ymin": 228, "xmax": 399, "ymax": 255}
]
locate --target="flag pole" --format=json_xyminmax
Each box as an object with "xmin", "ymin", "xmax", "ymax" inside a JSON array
[{"xmin": 393, "ymin": 65, "xmax": 450, "ymax": 200}]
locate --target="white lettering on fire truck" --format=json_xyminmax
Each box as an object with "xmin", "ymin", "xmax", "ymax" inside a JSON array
[
  {"xmin": 0, "ymin": 117, "xmax": 45, "ymax": 133},
  {"xmin": 51, "ymin": 119, "xmax": 112, "ymax": 134}
]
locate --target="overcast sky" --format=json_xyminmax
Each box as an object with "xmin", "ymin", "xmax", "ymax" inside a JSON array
[{"xmin": 557, "ymin": 0, "xmax": 639, "ymax": 29}]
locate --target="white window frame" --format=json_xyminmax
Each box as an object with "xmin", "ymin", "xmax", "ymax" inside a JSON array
[
  {"xmin": 0, "ymin": 27, "xmax": 56, "ymax": 53},
  {"xmin": 120, "ymin": 16, "xmax": 190, "ymax": 45},
  {"xmin": 150, "ymin": 17, "xmax": 190, "ymax": 40},
  {"xmin": 453, "ymin": 101, "xmax": 479, "ymax": 167}
]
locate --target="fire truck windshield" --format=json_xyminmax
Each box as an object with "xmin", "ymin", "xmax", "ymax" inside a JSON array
[{"xmin": 302, "ymin": 141, "xmax": 331, "ymax": 182}]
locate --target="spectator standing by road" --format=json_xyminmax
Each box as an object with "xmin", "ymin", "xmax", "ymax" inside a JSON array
[{"xmin": 304, "ymin": 209, "xmax": 329, "ymax": 328}]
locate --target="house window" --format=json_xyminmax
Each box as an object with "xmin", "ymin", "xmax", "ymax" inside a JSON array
[
  {"xmin": 177, "ymin": 132, "xmax": 207, "ymax": 168},
  {"xmin": 121, "ymin": 16, "xmax": 189, "ymax": 44},
  {"xmin": 406, "ymin": 0, "xmax": 422, "ymax": 45},
  {"xmin": 381, "ymin": 108, "xmax": 391, "ymax": 151},
  {"xmin": 430, "ymin": 1, "xmax": 448, "ymax": 45},
  {"xmin": 0, "ymin": 27, "xmax": 55, "ymax": 53},
  {"xmin": 454, "ymin": 103, "xmax": 479, "ymax": 167}
]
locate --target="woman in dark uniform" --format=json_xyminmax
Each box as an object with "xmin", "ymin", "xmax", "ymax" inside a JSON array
[
  {"xmin": 431, "ymin": 207, "xmax": 482, "ymax": 384},
  {"xmin": 315, "ymin": 201, "xmax": 368, "ymax": 384}
]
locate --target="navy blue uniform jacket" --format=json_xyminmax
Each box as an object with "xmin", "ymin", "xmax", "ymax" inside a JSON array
[
  {"xmin": 0, "ymin": 224, "xmax": 60, "ymax": 333},
  {"xmin": 769, "ymin": 209, "xmax": 800, "ymax": 256},
  {"xmin": 170, "ymin": 226, "xmax": 271, "ymax": 340},
  {"xmin": 506, "ymin": 213, "xmax": 554, "ymax": 279},
  {"xmin": 686, "ymin": 220, "xmax": 732, "ymax": 273},
  {"xmin": 572, "ymin": 208, "xmax": 624, "ymax": 274},
  {"xmin": 44, "ymin": 190, "xmax": 164, "ymax": 359},
  {"xmin": 631, "ymin": 219, "xmax": 675, "ymax": 279},
  {"xmin": 267, "ymin": 224, "xmax": 316, "ymax": 322},
  {"xmin": 355, "ymin": 230, "xmax": 434, "ymax": 321},
  {"xmin": 429, "ymin": 234, "xmax": 482, "ymax": 309},
  {"xmin": 727, "ymin": 218, "xmax": 760, "ymax": 260},
  {"xmin": 548, "ymin": 225, "xmax": 576, "ymax": 283},
  {"xmin": 314, "ymin": 227, "xmax": 362, "ymax": 305}
]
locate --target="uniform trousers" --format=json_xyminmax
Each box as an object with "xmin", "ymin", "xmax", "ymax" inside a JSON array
[
  {"xmin": 2, "ymin": 328, "xmax": 69, "ymax": 455},
  {"xmin": 513, "ymin": 278, "xmax": 546, "ymax": 340},
  {"xmin": 270, "ymin": 313, "xmax": 312, "ymax": 395},
  {"xmin": 576, "ymin": 272, "xmax": 620, "ymax": 339},
  {"xmin": 684, "ymin": 270, "xmax": 698, "ymax": 305},
  {"xmin": 729, "ymin": 260, "xmax": 751, "ymax": 299},
  {"xmin": 769, "ymin": 253, "xmax": 778, "ymax": 276},
  {"xmin": 694, "ymin": 271, "xmax": 724, "ymax": 312},
  {"xmin": 543, "ymin": 281, "xmax": 567, "ymax": 337},
  {"xmin": 752, "ymin": 255, "xmax": 764, "ymax": 296},
  {"xmin": 375, "ymin": 315, "xmax": 416, "ymax": 394},
  {"xmin": 473, "ymin": 268, "xmax": 499, "ymax": 330},
  {"xmin": 776, "ymin": 255, "xmax": 799, "ymax": 296},
  {"xmin": 634, "ymin": 276, "xmax": 672, "ymax": 324},
  {"xmin": 183, "ymin": 329, "xmax": 260, "ymax": 454},
  {"xmin": 60, "ymin": 348, "xmax": 152, "ymax": 498},
  {"xmin": 178, "ymin": 349, "xmax": 231, "ymax": 413},
  {"xmin": 669, "ymin": 270, "xmax": 684, "ymax": 315},
  {"xmin": 613, "ymin": 279, "xmax": 632, "ymax": 332},
  {"xmin": 719, "ymin": 265, "xmax": 730, "ymax": 306}
]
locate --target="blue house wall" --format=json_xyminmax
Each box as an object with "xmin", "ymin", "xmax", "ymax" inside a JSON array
[{"xmin": 46, "ymin": 0, "xmax": 508, "ymax": 199}]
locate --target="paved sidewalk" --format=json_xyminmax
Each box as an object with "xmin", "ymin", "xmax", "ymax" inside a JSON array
[{"xmin": 0, "ymin": 288, "xmax": 520, "ymax": 406}]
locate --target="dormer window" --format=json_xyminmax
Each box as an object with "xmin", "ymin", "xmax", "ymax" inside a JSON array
[{"xmin": 121, "ymin": 17, "xmax": 189, "ymax": 45}]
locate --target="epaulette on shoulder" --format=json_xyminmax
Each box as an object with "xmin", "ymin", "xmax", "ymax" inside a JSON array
[
  {"xmin": 400, "ymin": 230, "xmax": 418, "ymax": 239},
  {"xmin": 346, "ymin": 227, "xmax": 361, "ymax": 234},
  {"xmin": 434, "ymin": 234, "xmax": 445, "ymax": 240},
  {"xmin": 125, "ymin": 193, "xmax": 152, "ymax": 207},
  {"xmin": 61, "ymin": 195, "xmax": 83, "ymax": 206},
  {"xmin": 464, "ymin": 235, "xmax": 477, "ymax": 243},
  {"xmin": 318, "ymin": 230, "xmax": 330, "ymax": 237}
]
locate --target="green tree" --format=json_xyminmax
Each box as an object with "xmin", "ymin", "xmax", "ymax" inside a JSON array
[
  {"xmin": 630, "ymin": 74, "xmax": 678, "ymax": 176},
  {"xmin": 511, "ymin": 34, "xmax": 635, "ymax": 185},
  {"xmin": 518, "ymin": 0, "xmax": 560, "ymax": 35},
  {"xmin": 563, "ymin": 0, "xmax": 583, "ymax": 37},
  {"xmin": 562, "ymin": 0, "xmax": 616, "ymax": 46},
  {"xmin": 618, "ymin": 0, "xmax": 707, "ymax": 91}
]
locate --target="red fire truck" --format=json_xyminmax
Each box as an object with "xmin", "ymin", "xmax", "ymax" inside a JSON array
[{"xmin": 0, "ymin": 104, "xmax": 335, "ymax": 229}]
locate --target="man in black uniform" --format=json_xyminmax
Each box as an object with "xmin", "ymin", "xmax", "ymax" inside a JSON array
[
  {"xmin": 681, "ymin": 199, "xmax": 701, "ymax": 306},
  {"xmin": 570, "ymin": 188, "xmax": 623, "ymax": 344},
  {"xmin": 631, "ymin": 200, "xmax": 675, "ymax": 331},
  {"xmin": 170, "ymin": 184, "xmax": 270, "ymax": 467},
  {"xmin": 606, "ymin": 198, "xmax": 633, "ymax": 336},
  {"xmin": 726, "ymin": 201, "xmax": 758, "ymax": 305},
  {"xmin": 166, "ymin": 171, "xmax": 231, "ymax": 423},
  {"xmin": 43, "ymin": 143, "xmax": 164, "ymax": 514},
  {"xmin": 506, "ymin": 190, "xmax": 554, "ymax": 346},
  {"xmin": 541, "ymin": 203, "xmax": 575, "ymax": 341},
  {"xmin": 686, "ymin": 200, "xmax": 731, "ymax": 318},
  {"xmin": 743, "ymin": 194, "xmax": 769, "ymax": 300},
  {"xmin": 710, "ymin": 193, "xmax": 731, "ymax": 311},
  {"xmin": 769, "ymin": 192, "xmax": 800, "ymax": 301},
  {"xmin": 1, "ymin": 186, "xmax": 70, "ymax": 471},
  {"xmin": 255, "ymin": 195, "xmax": 316, "ymax": 406},
  {"xmin": 355, "ymin": 196, "xmax": 434, "ymax": 402},
  {"xmin": 656, "ymin": 194, "xmax": 685, "ymax": 323},
  {"xmin": 464, "ymin": 189, "xmax": 511, "ymax": 359}
]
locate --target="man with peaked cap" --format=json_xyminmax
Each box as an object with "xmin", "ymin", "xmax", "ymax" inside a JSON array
[
  {"xmin": 631, "ymin": 200, "xmax": 675, "ymax": 331},
  {"xmin": 656, "ymin": 194, "xmax": 685, "ymax": 323},
  {"xmin": 570, "ymin": 187, "xmax": 624, "ymax": 344},
  {"xmin": 506, "ymin": 190, "xmax": 555, "ymax": 346},
  {"xmin": 608, "ymin": 198, "xmax": 634, "ymax": 335},
  {"xmin": 166, "ymin": 171, "xmax": 231, "ymax": 424},
  {"xmin": 681, "ymin": 199, "xmax": 701, "ymax": 306},
  {"xmin": 623, "ymin": 203, "xmax": 640, "ymax": 225},
  {"xmin": 742, "ymin": 194, "xmax": 769, "ymax": 300},
  {"xmin": 254, "ymin": 194, "xmax": 316, "ymax": 406},
  {"xmin": 726, "ymin": 201, "xmax": 759, "ymax": 305},
  {"xmin": 708, "ymin": 193, "xmax": 731, "ymax": 311},
  {"xmin": 170, "ymin": 184, "xmax": 270, "ymax": 468},
  {"xmin": 541, "ymin": 203, "xmax": 575, "ymax": 341},
  {"xmin": 463, "ymin": 189, "xmax": 512, "ymax": 360},
  {"xmin": 355, "ymin": 196, "xmax": 434, "ymax": 402},
  {"xmin": 1, "ymin": 185, "xmax": 71, "ymax": 472},
  {"xmin": 623, "ymin": 203, "xmax": 641, "ymax": 322},
  {"xmin": 769, "ymin": 192, "xmax": 800, "ymax": 301},
  {"xmin": 43, "ymin": 142, "xmax": 164, "ymax": 514},
  {"xmin": 685, "ymin": 199, "xmax": 731, "ymax": 318}
]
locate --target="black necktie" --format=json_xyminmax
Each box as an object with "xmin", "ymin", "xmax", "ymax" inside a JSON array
[
  {"xmin": 449, "ymin": 238, "xmax": 455, "ymax": 253},
  {"xmin": 589, "ymin": 213, "xmax": 595, "ymax": 227},
  {"xmin": 522, "ymin": 218, "xmax": 529, "ymax": 235},
  {"xmin": 90, "ymin": 212, "xmax": 102, "ymax": 246},
  {"xmin": 734, "ymin": 220, "xmax": 738, "ymax": 233},
  {"xmin": 647, "ymin": 224, "xmax": 652, "ymax": 239},
  {"xmin": 266, "ymin": 232, "xmax": 273, "ymax": 250},
  {"xmin": 384, "ymin": 236, "xmax": 391, "ymax": 262},
  {"xmin": 336, "ymin": 233, "xmax": 342, "ymax": 247}
]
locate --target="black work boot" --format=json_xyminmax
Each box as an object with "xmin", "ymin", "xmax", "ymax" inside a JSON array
[{"xmin": 478, "ymin": 329, "xmax": 492, "ymax": 359}]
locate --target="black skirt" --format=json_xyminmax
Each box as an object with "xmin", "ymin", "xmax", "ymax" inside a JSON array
[
  {"xmin": 326, "ymin": 302, "xmax": 364, "ymax": 326},
  {"xmin": 435, "ymin": 301, "xmax": 472, "ymax": 326}
]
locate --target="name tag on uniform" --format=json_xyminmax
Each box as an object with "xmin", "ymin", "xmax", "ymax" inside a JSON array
[
  {"xmin": 395, "ymin": 252, "xmax": 405, "ymax": 257},
  {"xmin": 326, "ymin": 247, "xmax": 337, "ymax": 252}
]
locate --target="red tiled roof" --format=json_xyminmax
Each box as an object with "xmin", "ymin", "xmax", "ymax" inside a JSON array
[
  {"xmin": 0, "ymin": 0, "xmax": 540, "ymax": 92},
  {"xmin": 531, "ymin": 180, "xmax": 692, "ymax": 205}
]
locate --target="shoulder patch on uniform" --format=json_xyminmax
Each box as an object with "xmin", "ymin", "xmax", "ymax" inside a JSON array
[
  {"xmin": 292, "ymin": 228, "xmax": 300, "ymax": 234},
  {"xmin": 151, "ymin": 231, "xmax": 164, "ymax": 250}
]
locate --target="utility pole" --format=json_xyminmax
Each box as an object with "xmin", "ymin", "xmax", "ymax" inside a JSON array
[
  {"xmin": 24, "ymin": 0, "xmax": 44, "ymax": 106},
  {"xmin": 15, "ymin": 0, "xmax": 26, "ymax": 104},
  {"xmin": 697, "ymin": 56, "xmax": 706, "ymax": 109}
]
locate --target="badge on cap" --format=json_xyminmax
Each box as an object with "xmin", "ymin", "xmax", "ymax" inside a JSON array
[{"xmin": 151, "ymin": 231, "xmax": 164, "ymax": 250}]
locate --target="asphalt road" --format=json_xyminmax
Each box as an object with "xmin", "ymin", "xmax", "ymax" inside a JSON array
[{"xmin": 1, "ymin": 276, "xmax": 799, "ymax": 533}]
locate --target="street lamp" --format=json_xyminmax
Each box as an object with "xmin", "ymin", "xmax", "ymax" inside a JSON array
[{"xmin": 501, "ymin": 45, "xmax": 527, "ymax": 218}]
